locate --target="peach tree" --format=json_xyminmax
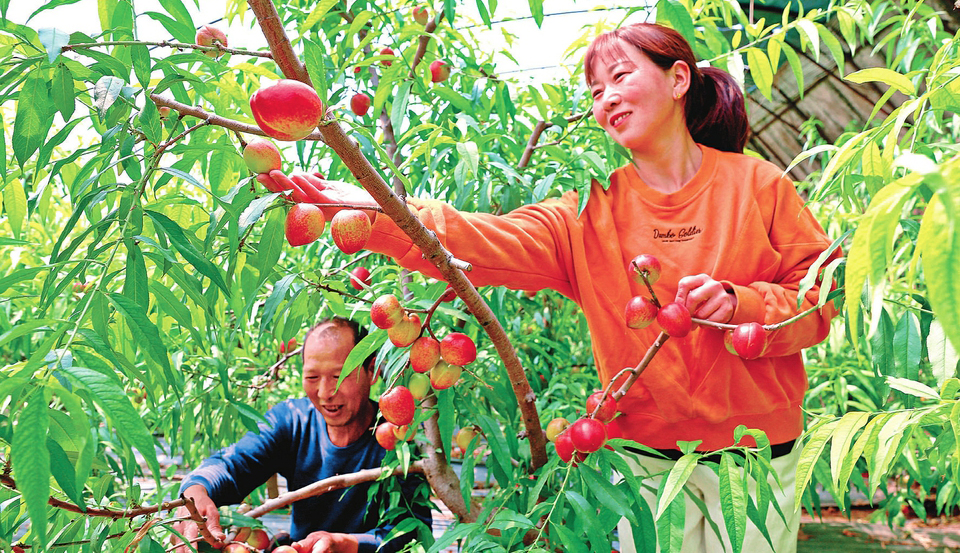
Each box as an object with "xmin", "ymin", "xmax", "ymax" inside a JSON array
[{"xmin": 1, "ymin": 0, "xmax": 959, "ymax": 551}]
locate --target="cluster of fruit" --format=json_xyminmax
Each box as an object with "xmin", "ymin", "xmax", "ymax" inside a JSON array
[
  {"xmin": 623, "ymin": 254, "xmax": 768, "ymax": 359},
  {"xmin": 547, "ymin": 390, "xmax": 617, "ymax": 465},
  {"xmin": 221, "ymin": 527, "xmax": 284, "ymax": 552},
  {"xmin": 372, "ymin": 291, "xmax": 479, "ymax": 451},
  {"xmin": 242, "ymin": 79, "xmax": 377, "ymax": 252}
]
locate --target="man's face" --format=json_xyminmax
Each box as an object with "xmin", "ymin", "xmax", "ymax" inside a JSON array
[{"xmin": 302, "ymin": 324, "xmax": 374, "ymax": 434}]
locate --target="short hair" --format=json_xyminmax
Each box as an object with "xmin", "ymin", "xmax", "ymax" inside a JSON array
[{"xmin": 302, "ymin": 316, "xmax": 375, "ymax": 371}]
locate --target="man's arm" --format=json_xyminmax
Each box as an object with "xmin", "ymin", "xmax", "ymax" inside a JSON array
[{"xmin": 178, "ymin": 402, "xmax": 291, "ymax": 506}]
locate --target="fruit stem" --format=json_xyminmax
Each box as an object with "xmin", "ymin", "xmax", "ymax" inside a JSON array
[
  {"xmin": 612, "ymin": 331, "xmax": 671, "ymax": 402},
  {"xmin": 632, "ymin": 260, "xmax": 661, "ymax": 307}
]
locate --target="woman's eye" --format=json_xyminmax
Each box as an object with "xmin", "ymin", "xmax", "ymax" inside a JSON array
[
  {"xmin": 591, "ymin": 89, "xmax": 602, "ymax": 99},
  {"xmin": 614, "ymin": 72, "xmax": 627, "ymax": 80}
]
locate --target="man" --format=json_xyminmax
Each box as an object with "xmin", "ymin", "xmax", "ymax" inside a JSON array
[{"xmin": 172, "ymin": 317, "xmax": 431, "ymax": 553}]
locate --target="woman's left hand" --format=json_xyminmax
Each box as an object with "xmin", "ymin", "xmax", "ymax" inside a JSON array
[{"xmin": 674, "ymin": 274, "xmax": 737, "ymax": 324}]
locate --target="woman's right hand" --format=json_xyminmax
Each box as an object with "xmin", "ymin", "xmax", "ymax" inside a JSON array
[{"xmin": 256, "ymin": 170, "xmax": 379, "ymax": 222}]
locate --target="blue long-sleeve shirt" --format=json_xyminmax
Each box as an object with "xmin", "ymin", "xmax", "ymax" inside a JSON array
[{"xmin": 179, "ymin": 398, "xmax": 430, "ymax": 552}]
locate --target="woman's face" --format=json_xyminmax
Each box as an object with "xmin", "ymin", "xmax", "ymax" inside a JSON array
[{"xmin": 589, "ymin": 43, "xmax": 687, "ymax": 155}]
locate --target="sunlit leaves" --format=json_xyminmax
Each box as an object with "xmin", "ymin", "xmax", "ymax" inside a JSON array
[
  {"xmin": 13, "ymin": 71, "xmax": 54, "ymax": 167},
  {"xmin": 12, "ymin": 392, "xmax": 51, "ymax": 547}
]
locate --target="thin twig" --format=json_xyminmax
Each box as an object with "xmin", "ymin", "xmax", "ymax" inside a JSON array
[
  {"xmin": 62, "ymin": 40, "xmax": 272, "ymax": 58},
  {"xmin": 1, "ymin": 472, "xmax": 187, "ymax": 518}
]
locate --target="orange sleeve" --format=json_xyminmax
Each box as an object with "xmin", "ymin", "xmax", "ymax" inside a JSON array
[
  {"xmin": 366, "ymin": 192, "xmax": 582, "ymax": 298},
  {"xmin": 724, "ymin": 175, "xmax": 841, "ymax": 357}
]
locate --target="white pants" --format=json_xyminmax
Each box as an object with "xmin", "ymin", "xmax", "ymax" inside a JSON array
[{"xmin": 616, "ymin": 445, "xmax": 802, "ymax": 553}]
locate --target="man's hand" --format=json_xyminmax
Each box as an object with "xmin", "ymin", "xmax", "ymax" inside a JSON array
[
  {"xmin": 674, "ymin": 274, "xmax": 737, "ymax": 324},
  {"xmin": 257, "ymin": 170, "xmax": 379, "ymax": 223},
  {"xmin": 292, "ymin": 531, "xmax": 360, "ymax": 553},
  {"xmin": 170, "ymin": 485, "xmax": 226, "ymax": 553}
]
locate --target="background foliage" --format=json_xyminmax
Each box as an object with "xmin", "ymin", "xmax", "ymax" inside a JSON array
[{"xmin": 0, "ymin": 0, "xmax": 959, "ymax": 551}]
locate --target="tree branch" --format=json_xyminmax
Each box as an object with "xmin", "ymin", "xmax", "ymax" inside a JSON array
[
  {"xmin": 149, "ymin": 94, "xmax": 327, "ymax": 142},
  {"xmin": 0, "ymin": 472, "xmax": 186, "ymax": 518},
  {"xmin": 243, "ymin": 463, "xmax": 425, "ymax": 518},
  {"xmin": 249, "ymin": 0, "xmax": 311, "ymax": 84},
  {"xmin": 247, "ymin": 0, "xmax": 548, "ymax": 471},
  {"xmin": 62, "ymin": 40, "xmax": 272, "ymax": 59}
]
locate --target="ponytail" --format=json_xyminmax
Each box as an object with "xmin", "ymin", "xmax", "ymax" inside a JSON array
[
  {"xmin": 584, "ymin": 23, "xmax": 749, "ymax": 153},
  {"xmin": 686, "ymin": 67, "xmax": 748, "ymax": 153}
]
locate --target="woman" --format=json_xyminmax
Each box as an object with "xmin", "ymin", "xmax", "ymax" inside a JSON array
[{"xmin": 261, "ymin": 22, "xmax": 839, "ymax": 552}]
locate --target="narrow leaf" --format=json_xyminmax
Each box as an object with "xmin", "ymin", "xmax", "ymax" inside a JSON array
[
  {"xmin": 59, "ymin": 365, "xmax": 161, "ymax": 481},
  {"xmin": 718, "ymin": 453, "xmax": 747, "ymax": 552},
  {"xmin": 106, "ymin": 292, "xmax": 171, "ymax": 375},
  {"xmin": 12, "ymin": 394, "xmax": 50, "ymax": 546},
  {"xmin": 845, "ymin": 68, "xmax": 916, "ymax": 96},
  {"xmin": 2, "ymin": 178, "xmax": 27, "ymax": 239},
  {"xmin": 655, "ymin": 453, "xmax": 698, "ymax": 520},
  {"xmin": 145, "ymin": 210, "xmax": 230, "ymax": 296}
]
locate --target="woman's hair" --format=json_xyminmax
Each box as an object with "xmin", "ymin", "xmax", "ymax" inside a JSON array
[{"xmin": 584, "ymin": 23, "xmax": 748, "ymax": 153}]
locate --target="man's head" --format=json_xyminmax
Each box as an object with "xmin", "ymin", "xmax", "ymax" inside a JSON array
[{"xmin": 301, "ymin": 317, "xmax": 376, "ymax": 445}]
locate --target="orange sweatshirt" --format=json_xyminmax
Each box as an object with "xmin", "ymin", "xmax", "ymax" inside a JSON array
[{"xmin": 366, "ymin": 146, "xmax": 839, "ymax": 451}]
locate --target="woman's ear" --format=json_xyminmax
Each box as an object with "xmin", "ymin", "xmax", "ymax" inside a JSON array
[{"xmin": 670, "ymin": 60, "xmax": 692, "ymax": 98}]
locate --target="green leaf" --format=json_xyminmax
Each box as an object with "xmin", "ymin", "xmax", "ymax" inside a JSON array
[
  {"xmin": 52, "ymin": 63, "xmax": 75, "ymax": 120},
  {"xmin": 456, "ymin": 141, "xmax": 480, "ymax": 177},
  {"xmin": 123, "ymin": 239, "xmax": 149, "ymax": 311},
  {"xmin": 391, "ymin": 81, "xmax": 412, "ymax": 129},
  {"xmin": 2, "ymin": 178, "xmax": 27, "ymax": 239},
  {"xmin": 13, "ymin": 71, "xmax": 53, "ymax": 167},
  {"xmin": 656, "ymin": 0, "xmax": 695, "ymax": 48},
  {"xmin": 302, "ymin": 39, "xmax": 329, "ymax": 108},
  {"xmin": 47, "ymin": 437, "xmax": 82, "ymax": 507},
  {"xmin": 259, "ymin": 274, "xmax": 296, "ymax": 335},
  {"xmin": 830, "ymin": 411, "xmax": 870, "ymax": 491},
  {"xmin": 918, "ymin": 185, "xmax": 960, "ymax": 364},
  {"xmin": 794, "ymin": 420, "xmax": 837, "ymax": 511},
  {"xmin": 845, "ymin": 67, "xmax": 916, "ymax": 96},
  {"xmin": 37, "ymin": 27, "xmax": 69, "ymax": 63},
  {"xmin": 342, "ymin": 329, "xmax": 387, "ymax": 377},
  {"xmin": 527, "ymin": 0, "xmax": 544, "ymax": 27},
  {"xmin": 746, "ymin": 47, "xmax": 773, "ymax": 101},
  {"xmin": 105, "ymin": 292, "xmax": 172, "ymax": 376},
  {"xmin": 927, "ymin": 320, "xmax": 960, "ymax": 386},
  {"xmin": 718, "ymin": 453, "xmax": 747, "ymax": 553},
  {"xmin": 0, "ymin": 318, "xmax": 62, "ymax": 350},
  {"xmin": 93, "ymin": 75, "xmax": 125, "ymax": 116},
  {"xmin": 580, "ymin": 466, "xmax": 635, "ymax": 524},
  {"xmin": 145, "ymin": 209, "xmax": 230, "ymax": 296},
  {"xmin": 565, "ymin": 490, "xmax": 609, "ymax": 549},
  {"xmin": 655, "ymin": 453, "xmax": 697, "ymax": 520},
  {"xmin": 656, "ymin": 476, "xmax": 685, "ymax": 552},
  {"xmin": 239, "ymin": 193, "xmax": 280, "ymax": 235},
  {"xmin": 894, "ymin": 311, "xmax": 922, "ymax": 380},
  {"xmin": 795, "ymin": 18, "xmax": 820, "ymax": 63},
  {"xmin": 149, "ymin": 281, "xmax": 203, "ymax": 344},
  {"xmin": 255, "ymin": 206, "xmax": 284, "ymax": 283},
  {"xmin": 59, "ymin": 365, "xmax": 161, "ymax": 482},
  {"xmin": 12, "ymin": 393, "xmax": 50, "ymax": 547},
  {"xmin": 885, "ymin": 377, "xmax": 939, "ymax": 401},
  {"xmin": 844, "ymin": 175, "xmax": 919, "ymax": 346},
  {"xmin": 781, "ymin": 42, "xmax": 804, "ymax": 98},
  {"xmin": 299, "ymin": 0, "xmax": 339, "ymax": 34}
]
